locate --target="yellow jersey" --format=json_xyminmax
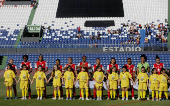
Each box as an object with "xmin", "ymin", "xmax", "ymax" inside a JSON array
[
  {"xmin": 158, "ymin": 74, "xmax": 169, "ymax": 83},
  {"xmin": 149, "ymin": 74, "xmax": 158, "ymax": 84},
  {"xmin": 20, "ymin": 70, "xmax": 30, "ymax": 81},
  {"xmin": 4, "ymin": 70, "xmax": 16, "ymax": 82},
  {"xmin": 77, "ymin": 72, "xmax": 89, "ymax": 82},
  {"xmin": 63, "ymin": 71, "xmax": 74, "ymax": 83},
  {"xmin": 51, "ymin": 70, "xmax": 62, "ymax": 83},
  {"xmin": 138, "ymin": 72, "xmax": 149, "ymax": 83},
  {"xmin": 33, "ymin": 71, "xmax": 46, "ymax": 85},
  {"xmin": 93, "ymin": 71, "xmax": 104, "ymax": 82},
  {"xmin": 120, "ymin": 72, "xmax": 132, "ymax": 84},
  {"xmin": 108, "ymin": 72, "xmax": 118, "ymax": 81}
]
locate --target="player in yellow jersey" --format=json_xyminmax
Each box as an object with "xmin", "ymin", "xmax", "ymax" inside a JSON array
[
  {"xmin": 135, "ymin": 66, "xmax": 149, "ymax": 100},
  {"xmin": 108, "ymin": 66, "xmax": 118, "ymax": 100},
  {"xmin": 4, "ymin": 63, "xmax": 18, "ymax": 100},
  {"xmin": 31, "ymin": 65, "xmax": 47, "ymax": 100},
  {"xmin": 93, "ymin": 66, "xmax": 104, "ymax": 101},
  {"xmin": 75, "ymin": 67, "xmax": 89, "ymax": 100},
  {"xmin": 149, "ymin": 68, "xmax": 159, "ymax": 101},
  {"xmin": 119, "ymin": 66, "xmax": 134, "ymax": 101},
  {"xmin": 158, "ymin": 68, "xmax": 169, "ymax": 101},
  {"xmin": 18, "ymin": 64, "xmax": 31, "ymax": 100},
  {"xmin": 47, "ymin": 64, "xmax": 62, "ymax": 100},
  {"xmin": 62, "ymin": 65, "xmax": 74, "ymax": 100}
]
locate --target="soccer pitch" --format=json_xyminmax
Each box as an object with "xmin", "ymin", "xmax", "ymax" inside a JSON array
[{"xmin": 0, "ymin": 77, "xmax": 170, "ymax": 106}]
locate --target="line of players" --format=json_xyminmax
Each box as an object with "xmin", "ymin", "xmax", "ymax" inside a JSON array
[{"xmin": 3, "ymin": 54, "xmax": 170, "ymax": 101}]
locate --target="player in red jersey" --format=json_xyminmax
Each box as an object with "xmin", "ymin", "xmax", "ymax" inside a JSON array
[
  {"xmin": 20, "ymin": 55, "xmax": 32, "ymax": 99},
  {"xmin": 153, "ymin": 55, "xmax": 164, "ymax": 75},
  {"xmin": 124, "ymin": 58, "xmax": 135, "ymax": 100},
  {"xmin": 92, "ymin": 58, "xmax": 105, "ymax": 100},
  {"xmin": 5, "ymin": 59, "xmax": 18, "ymax": 99},
  {"xmin": 107, "ymin": 58, "xmax": 120, "ymax": 100},
  {"xmin": 52, "ymin": 59, "xmax": 64, "ymax": 99},
  {"xmin": 77, "ymin": 55, "xmax": 91, "ymax": 100},
  {"xmin": 63, "ymin": 57, "xmax": 77, "ymax": 100},
  {"xmin": 35, "ymin": 54, "xmax": 48, "ymax": 99}
]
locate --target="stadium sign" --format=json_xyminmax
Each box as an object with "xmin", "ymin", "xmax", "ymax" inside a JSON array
[
  {"xmin": 27, "ymin": 25, "xmax": 41, "ymax": 33},
  {"xmin": 103, "ymin": 47, "xmax": 142, "ymax": 52}
]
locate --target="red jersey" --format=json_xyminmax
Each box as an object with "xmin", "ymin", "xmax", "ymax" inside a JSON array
[
  {"xmin": 5, "ymin": 64, "xmax": 17, "ymax": 74},
  {"xmin": 78, "ymin": 27, "xmax": 81, "ymax": 31},
  {"xmin": 107, "ymin": 64, "xmax": 120, "ymax": 73},
  {"xmin": 92, "ymin": 64, "xmax": 105, "ymax": 73},
  {"xmin": 35, "ymin": 61, "xmax": 48, "ymax": 71},
  {"xmin": 77, "ymin": 62, "xmax": 91, "ymax": 73},
  {"xmin": 153, "ymin": 63, "xmax": 164, "ymax": 75},
  {"xmin": 58, "ymin": 65, "xmax": 63, "ymax": 71},
  {"xmin": 124, "ymin": 64, "xmax": 135, "ymax": 77},
  {"xmin": 20, "ymin": 61, "xmax": 32, "ymax": 70}
]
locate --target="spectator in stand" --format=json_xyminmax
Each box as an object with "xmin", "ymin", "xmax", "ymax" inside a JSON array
[
  {"xmin": 110, "ymin": 29, "xmax": 113, "ymax": 34},
  {"xmin": 108, "ymin": 30, "xmax": 110, "ymax": 34},
  {"xmin": 151, "ymin": 24, "xmax": 154, "ymax": 28},
  {"xmin": 94, "ymin": 43, "xmax": 98, "ymax": 48},
  {"xmin": 156, "ymin": 34, "xmax": 159, "ymax": 41},
  {"xmin": 78, "ymin": 26, "xmax": 81, "ymax": 34},
  {"xmin": 158, "ymin": 33, "xmax": 162, "ymax": 42},
  {"xmin": 139, "ymin": 24, "xmax": 142, "ymax": 29},
  {"xmin": 136, "ymin": 37, "xmax": 140, "ymax": 44},
  {"xmin": 144, "ymin": 37, "xmax": 148, "ymax": 43}
]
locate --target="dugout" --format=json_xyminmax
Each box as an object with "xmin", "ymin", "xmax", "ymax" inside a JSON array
[{"xmin": 21, "ymin": 25, "xmax": 43, "ymax": 42}]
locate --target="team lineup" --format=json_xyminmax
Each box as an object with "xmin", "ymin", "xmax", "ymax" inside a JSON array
[{"xmin": 3, "ymin": 54, "xmax": 170, "ymax": 101}]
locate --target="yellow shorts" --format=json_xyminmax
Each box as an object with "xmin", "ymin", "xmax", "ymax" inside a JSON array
[
  {"xmin": 65, "ymin": 82, "xmax": 73, "ymax": 88},
  {"xmin": 110, "ymin": 81, "xmax": 117, "ymax": 89},
  {"xmin": 150, "ymin": 83, "xmax": 158, "ymax": 91},
  {"xmin": 138, "ymin": 82, "xmax": 147, "ymax": 90},
  {"xmin": 36, "ymin": 82, "xmax": 45, "ymax": 90},
  {"xmin": 121, "ymin": 82, "xmax": 129, "ymax": 88},
  {"xmin": 159, "ymin": 83, "xmax": 168, "ymax": 91},
  {"xmin": 5, "ymin": 81, "xmax": 13, "ymax": 87},
  {"xmin": 95, "ymin": 82, "xmax": 103, "ymax": 89},
  {"xmin": 53, "ymin": 81, "xmax": 61, "ymax": 87},
  {"xmin": 20, "ymin": 80, "xmax": 28, "ymax": 90},
  {"xmin": 79, "ymin": 82, "xmax": 88, "ymax": 89}
]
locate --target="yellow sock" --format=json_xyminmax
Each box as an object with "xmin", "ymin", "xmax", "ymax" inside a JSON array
[
  {"xmin": 7, "ymin": 90, "xmax": 9, "ymax": 97},
  {"xmin": 81, "ymin": 89, "xmax": 84, "ymax": 98},
  {"xmin": 54, "ymin": 90, "xmax": 56, "ymax": 98},
  {"xmin": 66, "ymin": 89, "xmax": 68, "ymax": 98},
  {"xmin": 143, "ymin": 91, "xmax": 146, "ymax": 99},
  {"xmin": 110, "ymin": 90, "xmax": 113, "ymax": 98},
  {"xmin": 70, "ymin": 89, "xmax": 72, "ymax": 98},
  {"xmin": 113, "ymin": 90, "xmax": 116, "ymax": 98},
  {"xmin": 86, "ymin": 89, "xmax": 88, "ymax": 98},
  {"xmin": 40, "ymin": 90, "xmax": 43, "ymax": 97},
  {"xmin": 99, "ymin": 90, "xmax": 102, "ymax": 98},
  {"xmin": 159, "ymin": 91, "xmax": 162, "ymax": 99},
  {"xmin": 126, "ymin": 91, "xmax": 128, "ymax": 98},
  {"xmin": 37, "ymin": 90, "xmax": 40, "ymax": 97},
  {"xmin": 58, "ymin": 90, "xmax": 60, "ymax": 98},
  {"xmin": 10, "ymin": 90, "xmax": 12, "ymax": 97},
  {"xmin": 22, "ymin": 89, "xmax": 25, "ymax": 97},
  {"xmin": 25, "ymin": 89, "xmax": 27, "ymax": 97},
  {"xmin": 122, "ymin": 91, "xmax": 124, "ymax": 98},
  {"xmin": 97, "ymin": 90, "xmax": 99, "ymax": 97},
  {"xmin": 156, "ymin": 91, "xmax": 158, "ymax": 99},
  {"xmin": 152, "ymin": 91, "xmax": 154, "ymax": 99},
  {"xmin": 164, "ymin": 92, "xmax": 168, "ymax": 99},
  {"xmin": 140, "ymin": 91, "xmax": 143, "ymax": 98}
]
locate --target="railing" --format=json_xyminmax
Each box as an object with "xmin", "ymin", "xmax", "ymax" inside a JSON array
[{"xmin": 0, "ymin": 43, "xmax": 168, "ymax": 49}]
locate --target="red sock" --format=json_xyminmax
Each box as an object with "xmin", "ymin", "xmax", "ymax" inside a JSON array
[
  {"xmin": 6, "ymin": 90, "xmax": 7, "ymax": 97},
  {"xmin": 93, "ymin": 89, "xmax": 96, "ymax": 98},
  {"xmin": 80, "ymin": 91, "xmax": 82, "ymax": 97},
  {"xmin": 60, "ymin": 87, "xmax": 63, "ymax": 97},
  {"xmin": 88, "ymin": 88, "xmax": 91, "ymax": 97},
  {"xmin": 28, "ymin": 84, "xmax": 31, "ymax": 98},
  {"xmin": 73, "ymin": 86, "xmax": 76, "ymax": 98},
  {"xmin": 108, "ymin": 91, "xmax": 110, "ymax": 98},
  {"xmin": 116, "ymin": 89, "xmax": 119, "ymax": 98},
  {"xmin": 131, "ymin": 89, "xmax": 134, "ymax": 97},
  {"xmin": 44, "ymin": 87, "xmax": 46, "ymax": 98}
]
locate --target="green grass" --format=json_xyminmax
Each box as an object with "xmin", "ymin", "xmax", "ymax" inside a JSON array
[{"xmin": 0, "ymin": 77, "xmax": 170, "ymax": 106}]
